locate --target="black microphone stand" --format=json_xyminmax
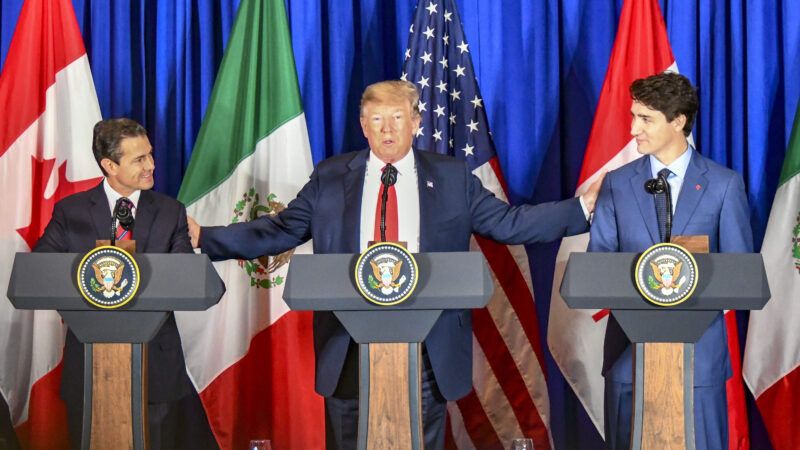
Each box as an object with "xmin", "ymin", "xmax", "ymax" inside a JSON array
[
  {"xmin": 661, "ymin": 171, "xmax": 673, "ymax": 243},
  {"xmin": 644, "ymin": 172, "xmax": 673, "ymax": 243},
  {"xmin": 379, "ymin": 164, "xmax": 398, "ymax": 242}
]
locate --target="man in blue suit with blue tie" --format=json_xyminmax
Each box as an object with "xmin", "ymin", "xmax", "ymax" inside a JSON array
[
  {"xmin": 589, "ymin": 72, "xmax": 753, "ymax": 450},
  {"xmin": 189, "ymin": 80, "xmax": 602, "ymax": 450}
]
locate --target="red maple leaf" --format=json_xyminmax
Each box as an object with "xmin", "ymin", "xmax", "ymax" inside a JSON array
[{"xmin": 16, "ymin": 155, "xmax": 102, "ymax": 249}]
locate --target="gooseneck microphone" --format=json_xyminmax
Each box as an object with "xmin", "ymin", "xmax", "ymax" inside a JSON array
[
  {"xmin": 379, "ymin": 164, "xmax": 398, "ymax": 242},
  {"xmin": 644, "ymin": 171, "xmax": 672, "ymax": 242},
  {"xmin": 111, "ymin": 197, "xmax": 135, "ymax": 246}
]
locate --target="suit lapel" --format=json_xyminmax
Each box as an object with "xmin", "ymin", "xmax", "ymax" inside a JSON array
[
  {"xmin": 630, "ymin": 157, "xmax": 661, "ymax": 244},
  {"xmin": 415, "ymin": 149, "xmax": 438, "ymax": 253},
  {"xmin": 672, "ymin": 151, "xmax": 709, "ymax": 236},
  {"xmin": 134, "ymin": 190, "xmax": 157, "ymax": 250},
  {"xmin": 89, "ymin": 183, "xmax": 112, "ymax": 241},
  {"xmin": 342, "ymin": 150, "xmax": 368, "ymax": 253}
]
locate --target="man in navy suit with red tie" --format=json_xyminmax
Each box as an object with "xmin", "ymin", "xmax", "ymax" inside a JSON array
[
  {"xmin": 189, "ymin": 80, "xmax": 604, "ymax": 450},
  {"xmin": 35, "ymin": 119, "xmax": 215, "ymax": 449}
]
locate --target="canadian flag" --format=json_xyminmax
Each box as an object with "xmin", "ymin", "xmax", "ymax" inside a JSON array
[
  {"xmin": 546, "ymin": 0, "xmax": 749, "ymax": 448},
  {"xmin": 0, "ymin": 0, "xmax": 103, "ymax": 448}
]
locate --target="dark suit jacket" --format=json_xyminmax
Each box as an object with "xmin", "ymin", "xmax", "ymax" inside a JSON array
[
  {"xmin": 201, "ymin": 149, "xmax": 588, "ymax": 401},
  {"xmin": 588, "ymin": 150, "xmax": 753, "ymax": 385},
  {"xmin": 34, "ymin": 182, "xmax": 194, "ymax": 403}
]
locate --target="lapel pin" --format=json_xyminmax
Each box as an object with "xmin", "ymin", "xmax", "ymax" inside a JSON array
[
  {"xmin": 695, "ymin": 184, "xmax": 701, "ymax": 190},
  {"xmin": 426, "ymin": 180, "xmax": 434, "ymax": 189}
]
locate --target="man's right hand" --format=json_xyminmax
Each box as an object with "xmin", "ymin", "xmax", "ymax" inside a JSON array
[{"xmin": 188, "ymin": 216, "xmax": 201, "ymax": 249}]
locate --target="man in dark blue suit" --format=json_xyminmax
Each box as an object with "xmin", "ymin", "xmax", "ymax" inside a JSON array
[
  {"xmin": 588, "ymin": 73, "xmax": 753, "ymax": 450},
  {"xmin": 189, "ymin": 80, "xmax": 602, "ymax": 450},
  {"xmin": 35, "ymin": 119, "xmax": 216, "ymax": 449}
]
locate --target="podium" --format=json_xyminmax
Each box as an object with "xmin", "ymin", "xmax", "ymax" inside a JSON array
[
  {"xmin": 7, "ymin": 253, "xmax": 225, "ymax": 450},
  {"xmin": 560, "ymin": 252, "xmax": 770, "ymax": 450},
  {"xmin": 284, "ymin": 252, "xmax": 493, "ymax": 450}
]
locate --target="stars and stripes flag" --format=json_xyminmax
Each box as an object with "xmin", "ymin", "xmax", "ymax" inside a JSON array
[{"xmin": 403, "ymin": 1, "xmax": 552, "ymax": 448}]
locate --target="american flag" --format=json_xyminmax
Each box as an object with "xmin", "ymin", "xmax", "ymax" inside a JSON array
[{"xmin": 403, "ymin": 1, "xmax": 552, "ymax": 448}]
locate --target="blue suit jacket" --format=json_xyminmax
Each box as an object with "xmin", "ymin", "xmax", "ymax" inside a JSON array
[
  {"xmin": 201, "ymin": 148, "xmax": 588, "ymax": 400},
  {"xmin": 588, "ymin": 150, "xmax": 753, "ymax": 385}
]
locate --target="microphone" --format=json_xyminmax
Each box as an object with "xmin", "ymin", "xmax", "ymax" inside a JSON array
[
  {"xmin": 644, "ymin": 177, "xmax": 667, "ymax": 194},
  {"xmin": 643, "ymin": 171, "xmax": 672, "ymax": 242},
  {"xmin": 111, "ymin": 197, "xmax": 135, "ymax": 246},
  {"xmin": 379, "ymin": 164, "xmax": 398, "ymax": 242}
]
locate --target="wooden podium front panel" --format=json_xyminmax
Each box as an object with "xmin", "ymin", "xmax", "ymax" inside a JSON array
[
  {"xmin": 635, "ymin": 235, "xmax": 707, "ymax": 450},
  {"xmin": 366, "ymin": 343, "xmax": 422, "ymax": 450},
  {"xmin": 641, "ymin": 343, "xmax": 685, "ymax": 450},
  {"xmin": 90, "ymin": 344, "xmax": 135, "ymax": 449}
]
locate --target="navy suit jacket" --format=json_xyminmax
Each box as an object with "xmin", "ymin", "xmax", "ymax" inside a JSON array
[
  {"xmin": 34, "ymin": 182, "xmax": 194, "ymax": 403},
  {"xmin": 201, "ymin": 148, "xmax": 589, "ymax": 400},
  {"xmin": 588, "ymin": 150, "xmax": 753, "ymax": 385}
]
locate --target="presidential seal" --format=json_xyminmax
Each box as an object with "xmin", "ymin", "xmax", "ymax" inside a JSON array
[
  {"xmin": 76, "ymin": 246, "xmax": 140, "ymax": 309},
  {"xmin": 634, "ymin": 243, "xmax": 698, "ymax": 307},
  {"xmin": 354, "ymin": 242, "xmax": 419, "ymax": 306}
]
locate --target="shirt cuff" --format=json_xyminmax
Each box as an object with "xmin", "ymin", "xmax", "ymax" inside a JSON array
[{"xmin": 578, "ymin": 196, "xmax": 591, "ymax": 222}]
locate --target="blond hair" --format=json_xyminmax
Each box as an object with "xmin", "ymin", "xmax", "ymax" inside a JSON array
[{"xmin": 360, "ymin": 80, "xmax": 420, "ymax": 117}]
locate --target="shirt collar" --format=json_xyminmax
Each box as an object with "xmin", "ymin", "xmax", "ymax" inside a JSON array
[
  {"xmin": 649, "ymin": 145, "xmax": 693, "ymax": 180},
  {"xmin": 367, "ymin": 148, "xmax": 415, "ymax": 176},
  {"xmin": 103, "ymin": 178, "xmax": 141, "ymax": 210}
]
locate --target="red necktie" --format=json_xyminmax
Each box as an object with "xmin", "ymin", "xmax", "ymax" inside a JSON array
[
  {"xmin": 116, "ymin": 224, "xmax": 132, "ymax": 241},
  {"xmin": 373, "ymin": 171, "xmax": 398, "ymax": 242}
]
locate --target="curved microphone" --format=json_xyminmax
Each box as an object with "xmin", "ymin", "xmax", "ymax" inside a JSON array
[
  {"xmin": 643, "ymin": 177, "xmax": 667, "ymax": 194},
  {"xmin": 643, "ymin": 172, "xmax": 672, "ymax": 242},
  {"xmin": 379, "ymin": 164, "xmax": 398, "ymax": 242},
  {"xmin": 381, "ymin": 164, "xmax": 398, "ymax": 186},
  {"xmin": 111, "ymin": 197, "xmax": 135, "ymax": 246}
]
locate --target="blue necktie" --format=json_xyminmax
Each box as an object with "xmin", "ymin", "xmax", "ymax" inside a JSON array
[{"xmin": 655, "ymin": 168, "xmax": 672, "ymax": 242}]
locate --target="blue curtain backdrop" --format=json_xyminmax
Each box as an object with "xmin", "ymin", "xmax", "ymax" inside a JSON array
[{"xmin": 2, "ymin": 1, "xmax": 798, "ymax": 448}]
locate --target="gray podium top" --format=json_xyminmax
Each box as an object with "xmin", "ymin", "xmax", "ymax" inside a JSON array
[
  {"xmin": 284, "ymin": 252, "xmax": 493, "ymax": 311},
  {"xmin": 284, "ymin": 252, "xmax": 493, "ymax": 343},
  {"xmin": 560, "ymin": 252, "xmax": 770, "ymax": 343},
  {"xmin": 7, "ymin": 253, "xmax": 225, "ymax": 342},
  {"xmin": 8, "ymin": 253, "xmax": 224, "ymax": 312},
  {"xmin": 561, "ymin": 252, "xmax": 770, "ymax": 311}
]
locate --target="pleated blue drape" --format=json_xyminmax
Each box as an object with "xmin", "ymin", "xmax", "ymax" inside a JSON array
[{"xmin": 2, "ymin": 1, "xmax": 798, "ymax": 448}]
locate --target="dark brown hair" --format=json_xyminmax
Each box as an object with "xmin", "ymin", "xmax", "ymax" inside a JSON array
[
  {"xmin": 630, "ymin": 72, "xmax": 698, "ymax": 136},
  {"xmin": 92, "ymin": 118, "xmax": 147, "ymax": 175}
]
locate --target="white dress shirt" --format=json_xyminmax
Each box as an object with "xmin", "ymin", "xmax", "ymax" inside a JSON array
[
  {"xmin": 649, "ymin": 145, "xmax": 693, "ymax": 211},
  {"xmin": 359, "ymin": 149, "xmax": 420, "ymax": 252},
  {"xmin": 103, "ymin": 178, "xmax": 141, "ymax": 217}
]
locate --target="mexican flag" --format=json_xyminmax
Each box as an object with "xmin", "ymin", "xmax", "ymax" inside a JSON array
[
  {"xmin": 743, "ymin": 102, "xmax": 800, "ymax": 449},
  {"xmin": 175, "ymin": 0, "xmax": 321, "ymax": 449}
]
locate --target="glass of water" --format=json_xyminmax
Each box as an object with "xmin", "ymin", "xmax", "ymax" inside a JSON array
[
  {"xmin": 511, "ymin": 438, "xmax": 534, "ymax": 450},
  {"xmin": 249, "ymin": 440, "xmax": 272, "ymax": 450}
]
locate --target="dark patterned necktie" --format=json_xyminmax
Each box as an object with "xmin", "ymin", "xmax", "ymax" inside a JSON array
[{"xmin": 655, "ymin": 168, "xmax": 672, "ymax": 242}]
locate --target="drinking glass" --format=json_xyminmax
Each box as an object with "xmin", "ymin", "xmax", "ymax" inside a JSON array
[
  {"xmin": 249, "ymin": 439, "xmax": 272, "ymax": 450},
  {"xmin": 510, "ymin": 438, "xmax": 534, "ymax": 450}
]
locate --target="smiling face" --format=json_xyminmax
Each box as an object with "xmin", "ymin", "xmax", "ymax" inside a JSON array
[
  {"xmin": 630, "ymin": 100, "xmax": 688, "ymax": 165},
  {"xmin": 102, "ymin": 135, "xmax": 155, "ymax": 196},
  {"xmin": 360, "ymin": 98, "xmax": 420, "ymax": 164}
]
